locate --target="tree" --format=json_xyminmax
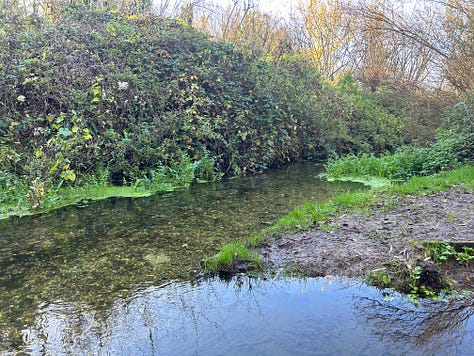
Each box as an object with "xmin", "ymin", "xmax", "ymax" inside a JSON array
[
  {"xmin": 352, "ymin": 0, "xmax": 473, "ymax": 91},
  {"xmin": 194, "ymin": 1, "xmax": 292, "ymax": 57},
  {"xmin": 296, "ymin": 0, "xmax": 355, "ymax": 79},
  {"xmin": 443, "ymin": 0, "xmax": 474, "ymax": 90},
  {"xmin": 348, "ymin": 1, "xmax": 436, "ymax": 90}
]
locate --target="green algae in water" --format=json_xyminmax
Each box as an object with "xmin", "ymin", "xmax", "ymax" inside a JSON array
[{"xmin": 324, "ymin": 175, "xmax": 392, "ymax": 188}]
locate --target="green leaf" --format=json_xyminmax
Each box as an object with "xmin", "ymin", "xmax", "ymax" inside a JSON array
[{"xmin": 58, "ymin": 127, "xmax": 72, "ymax": 137}]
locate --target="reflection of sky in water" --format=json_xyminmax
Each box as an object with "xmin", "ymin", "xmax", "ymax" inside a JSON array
[{"xmin": 23, "ymin": 277, "xmax": 474, "ymax": 355}]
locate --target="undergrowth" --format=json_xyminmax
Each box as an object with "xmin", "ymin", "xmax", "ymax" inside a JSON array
[
  {"xmin": 323, "ymin": 129, "xmax": 474, "ymax": 184},
  {"xmin": 203, "ymin": 241, "xmax": 262, "ymax": 274},
  {"xmin": 0, "ymin": 157, "xmax": 218, "ymax": 219},
  {"xmin": 1, "ymin": 6, "xmax": 453, "ymax": 220}
]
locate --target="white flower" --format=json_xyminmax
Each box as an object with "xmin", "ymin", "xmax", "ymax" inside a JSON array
[
  {"xmin": 118, "ymin": 81, "xmax": 129, "ymax": 90},
  {"xmin": 33, "ymin": 127, "xmax": 44, "ymax": 136}
]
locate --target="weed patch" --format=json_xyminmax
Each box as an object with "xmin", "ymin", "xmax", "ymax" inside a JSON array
[{"xmin": 203, "ymin": 241, "xmax": 262, "ymax": 274}]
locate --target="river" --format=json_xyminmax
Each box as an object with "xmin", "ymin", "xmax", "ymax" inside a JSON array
[{"xmin": 1, "ymin": 162, "xmax": 474, "ymax": 354}]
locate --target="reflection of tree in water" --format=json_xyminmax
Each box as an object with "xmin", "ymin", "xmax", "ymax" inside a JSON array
[
  {"xmin": 16, "ymin": 276, "xmax": 474, "ymax": 354},
  {"xmin": 18, "ymin": 276, "xmax": 270, "ymax": 354},
  {"xmin": 354, "ymin": 294, "xmax": 474, "ymax": 354}
]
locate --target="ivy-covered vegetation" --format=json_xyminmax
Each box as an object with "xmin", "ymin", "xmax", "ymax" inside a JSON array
[{"xmin": 0, "ymin": 5, "xmax": 460, "ymax": 217}]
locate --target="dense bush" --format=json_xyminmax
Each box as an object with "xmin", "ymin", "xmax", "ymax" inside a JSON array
[
  {"xmin": 0, "ymin": 6, "xmax": 439, "ymax": 197},
  {"xmin": 444, "ymin": 93, "xmax": 474, "ymax": 160}
]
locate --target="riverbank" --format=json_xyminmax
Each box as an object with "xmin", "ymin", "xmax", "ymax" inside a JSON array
[
  {"xmin": 0, "ymin": 157, "xmax": 218, "ymax": 220},
  {"xmin": 0, "ymin": 185, "xmax": 154, "ymax": 220},
  {"xmin": 206, "ymin": 166, "xmax": 474, "ymax": 297},
  {"xmin": 260, "ymin": 188, "xmax": 474, "ymax": 294}
]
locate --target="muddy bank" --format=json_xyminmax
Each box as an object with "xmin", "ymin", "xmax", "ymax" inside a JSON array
[{"xmin": 259, "ymin": 190, "xmax": 474, "ymax": 292}]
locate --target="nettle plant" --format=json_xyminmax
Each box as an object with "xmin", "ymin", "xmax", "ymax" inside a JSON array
[{"xmin": 426, "ymin": 242, "xmax": 474, "ymax": 266}]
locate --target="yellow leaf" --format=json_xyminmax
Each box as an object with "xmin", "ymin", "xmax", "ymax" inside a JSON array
[{"xmin": 9, "ymin": 121, "xmax": 19, "ymax": 130}]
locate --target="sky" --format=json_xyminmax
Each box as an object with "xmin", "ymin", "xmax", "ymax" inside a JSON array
[
  {"xmin": 245, "ymin": 0, "xmax": 296, "ymax": 16},
  {"xmin": 154, "ymin": 0, "xmax": 298, "ymax": 18}
]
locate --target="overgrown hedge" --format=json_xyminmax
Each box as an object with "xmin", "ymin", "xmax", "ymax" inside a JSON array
[{"xmin": 0, "ymin": 6, "xmax": 439, "ymax": 195}]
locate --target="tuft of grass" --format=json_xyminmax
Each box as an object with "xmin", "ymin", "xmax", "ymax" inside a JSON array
[
  {"xmin": 203, "ymin": 241, "xmax": 262, "ymax": 274},
  {"xmin": 389, "ymin": 165, "xmax": 474, "ymax": 196},
  {"xmin": 270, "ymin": 202, "xmax": 320, "ymax": 232},
  {"xmin": 246, "ymin": 231, "xmax": 267, "ymax": 248},
  {"xmin": 331, "ymin": 190, "xmax": 374, "ymax": 209}
]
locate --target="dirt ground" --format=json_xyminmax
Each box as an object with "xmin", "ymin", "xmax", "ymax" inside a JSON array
[{"xmin": 258, "ymin": 189, "xmax": 474, "ymax": 291}]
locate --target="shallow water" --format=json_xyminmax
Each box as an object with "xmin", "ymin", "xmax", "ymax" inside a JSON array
[{"xmin": 1, "ymin": 162, "xmax": 474, "ymax": 353}]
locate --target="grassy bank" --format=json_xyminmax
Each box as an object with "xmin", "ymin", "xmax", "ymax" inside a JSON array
[
  {"xmin": 322, "ymin": 129, "xmax": 474, "ymax": 186},
  {"xmin": 1, "ymin": 184, "xmax": 158, "ymax": 220},
  {"xmin": 204, "ymin": 165, "xmax": 474, "ymax": 274}
]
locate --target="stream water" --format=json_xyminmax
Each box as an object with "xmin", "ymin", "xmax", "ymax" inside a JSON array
[{"xmin": 1, "ymin": 162, "xmax": 474, "ymax": 354}]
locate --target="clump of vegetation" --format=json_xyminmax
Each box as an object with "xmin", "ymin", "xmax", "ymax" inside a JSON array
[
  {"xmin": 0, "ymin": 5, "xmax": 445, "ymax": 218},
  {"xmin": 324, "ymin": 128, "xmax": 474, "ymax": 184},
  {"xmin": 203, "ymin": 241, "xmax": 262, "ymax": 274},
  {"xmin": 426, "ymin": 242, "xmax": 474, "ymax": 266},
  {"xmin": 323, "ymin": 92, "xmax": 474, "ymax": 184},
  {"xmin": 367, "ymin": 262, "xmax": 450, "ymax": 305},
  {"xmin": 367, "ymin": 240, "xmax": 474, "ymax": 304}
]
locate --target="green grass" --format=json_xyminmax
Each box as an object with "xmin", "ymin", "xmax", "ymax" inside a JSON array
[
  {"xmin": 323, "ymin": 130, "xmax": 474, "ymax": 186},
  {"xmin": 390, "ymin": 165, "xmax": 474, "ymax": 195},
  {"xmin": 203, "ymin": 241, "xmax": 262, "ymax": 273},
  {"xmin": 204, "ymin": 165, "xmax": 474, "ymax": 274}
]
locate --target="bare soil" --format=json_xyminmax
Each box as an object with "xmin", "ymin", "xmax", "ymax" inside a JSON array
[{"xmin": 258, "ymin": 190, "xmax": 474, "ymax": 291}]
